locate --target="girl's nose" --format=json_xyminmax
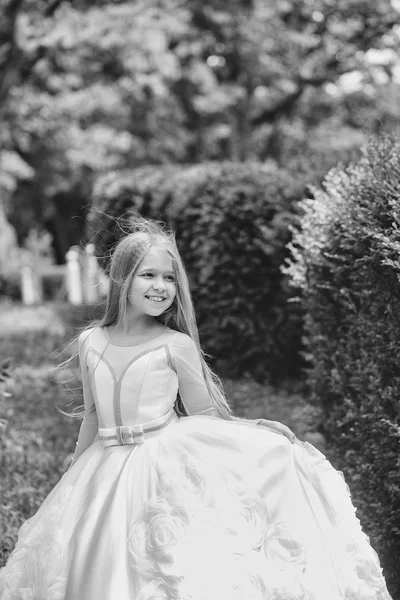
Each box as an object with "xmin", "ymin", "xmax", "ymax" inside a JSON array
[{"xmin": 152, "ymin": 277, "xmax": 166, "ymax": 291}]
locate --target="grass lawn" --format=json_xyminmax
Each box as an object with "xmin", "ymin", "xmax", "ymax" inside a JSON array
[{"xmin": 0, "ymin": 301, "xmax": 314, "ymax": 565}]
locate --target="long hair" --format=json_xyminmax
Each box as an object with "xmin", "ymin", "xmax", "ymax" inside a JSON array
[{"xmin": 63, "ymin": 215, "xmax": 233, "ymax": 420}]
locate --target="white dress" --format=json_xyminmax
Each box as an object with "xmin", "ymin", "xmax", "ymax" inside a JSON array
[{"xmin": 0, "ymin": 327, "xmax": 393, "ymax": 600}]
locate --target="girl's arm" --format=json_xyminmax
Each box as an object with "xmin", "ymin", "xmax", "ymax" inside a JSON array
[
  {"xmin": 171, "ymin": 333, "xmax": 296, "ymax": 443},
  {"xmin": 170, "ymin": 334, "xmax": 219, "ymax": 417},
  {"xmin": 69, "ymin": 331, "xmax": 99, "ymax": 467}
]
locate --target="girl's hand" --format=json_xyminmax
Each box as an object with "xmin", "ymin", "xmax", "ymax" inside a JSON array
[
  {"xmin": 232, "ymin": 416, "xmax": 297, "ymax": 443},
  {"xmin": 256, "ymin": 419, "xmax": 297, "ymax": 443}
]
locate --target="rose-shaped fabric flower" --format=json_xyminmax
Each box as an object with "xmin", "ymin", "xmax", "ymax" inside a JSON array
[
  {"xmin": 146, "ymin": 510, "xmax": 187, "ymax": 560},
  {"xmin": 1, "ymin": 547, "xmax": 66, "ymax": 600},
  {"xmin": 17, "ymin": 577, "xmax": 65, "ymax": 600},
  {"xmin": 136, "ymin": 577, "xmax": 170, "ymax": 600},
  {"xmin": 128, "ymin": 520, "xmax": 155, "ymax": 580},
  {"xmin": 342, "ymin": 572, "xmax": 386, "ymax": 600},
  {"xmin": 263, "ymin": 522, "xmax": 306, "ymax": 570},
  {"xmin": 153, "ymin": 450, "xmax": 215, "ymax": 511},
  {"xmin": 235, "ymin": 493, "xmax": 269, "ymax": 552},
  {"xmin": 340, "ymin": 538, "xmax": 387, "ymax": 600},
  {"xmin": 129, "ymin": 499, "xmax": 190, "ymax": 586},
  {"xmin": 0, "ymin": 512, "xmax": 67, "ymax": 600}
]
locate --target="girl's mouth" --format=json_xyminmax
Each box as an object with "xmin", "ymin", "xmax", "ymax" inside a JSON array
[{"xmin": 145, "ymin": 295, "xmax": 166, "ymax": 303}]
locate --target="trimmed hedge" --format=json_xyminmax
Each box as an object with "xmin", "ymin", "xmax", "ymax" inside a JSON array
[
  {"xmin": 92, "ymin": 162, "xmax": 305, "ymax": 381},
  {"xmin": 285, "ymin": 134, "xmax": 400, "ymax": 598}
]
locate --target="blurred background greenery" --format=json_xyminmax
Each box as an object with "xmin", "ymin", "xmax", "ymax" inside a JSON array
[
  {"xmin": 1, "ymin": 0, "xmax": 400, "ymax": 597},
  {"xmin": 1, "ymin": 0, "xmax": 400, "ymax": 261}
]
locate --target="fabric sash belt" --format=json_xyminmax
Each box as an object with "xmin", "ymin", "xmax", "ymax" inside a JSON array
[{"xmin": 98, "ymin": 409, "xmax": 178, "ymax": 448}]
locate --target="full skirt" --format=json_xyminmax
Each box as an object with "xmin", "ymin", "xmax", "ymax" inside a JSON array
[{"xmin": 0, "ymin": 415, "xmax": 392, "ymax": 600}]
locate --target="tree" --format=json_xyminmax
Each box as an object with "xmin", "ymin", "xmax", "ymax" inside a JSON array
[
  {"xmin": 0, "ymin": 0, "xmax": 191, "ymax": 258},
  {"xmin": 1, "ymin": 0, "xmax": 399, "ymax": 258},
  {"xmin": 171, "ymin": 0, "xmax": 400, "ymax": 162}
]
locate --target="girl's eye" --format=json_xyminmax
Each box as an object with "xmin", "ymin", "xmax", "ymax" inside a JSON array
[{"xmin": 141, "ymin": 273, "xmax": 175, "ymax": 282}]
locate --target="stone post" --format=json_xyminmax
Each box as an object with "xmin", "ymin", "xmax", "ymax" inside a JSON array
[
  {"xmin": 21, "ymin": 265, "xmax": 42, "ymax": 305},
  {"xmin": 66, "ymin": 246, "xmax": 83, "ymax": 305},
  {"xmin": 84, "ymin": 243, "xmax": 99, "ymax": 304}
]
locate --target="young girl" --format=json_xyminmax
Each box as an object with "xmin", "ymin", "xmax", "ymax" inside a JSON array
[{"xmin": 0, "ymin": 217, "xmax": 392, "ymax": 600}]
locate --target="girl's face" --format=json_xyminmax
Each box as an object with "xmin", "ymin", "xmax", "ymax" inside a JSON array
[{"xmin": 127, "ymin": 246, "xmax": 177, "ymax": 316}]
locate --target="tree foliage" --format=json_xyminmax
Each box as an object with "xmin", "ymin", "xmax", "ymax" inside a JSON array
[{"xmin": 0, "ymin": 0, "xmax": 399, "ymax": 257}]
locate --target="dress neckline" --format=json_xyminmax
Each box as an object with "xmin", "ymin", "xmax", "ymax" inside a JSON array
[{"xmin": 102, "ymin": 326, "xmax": 170, "ymax": 347}]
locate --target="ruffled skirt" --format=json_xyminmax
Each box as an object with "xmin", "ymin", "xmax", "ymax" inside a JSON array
[{"xmin": 0, "ymin": 416, "xmax": 392, "ymax": 600}]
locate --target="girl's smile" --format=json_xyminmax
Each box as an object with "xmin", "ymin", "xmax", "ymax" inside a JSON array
[{"xmin": 145, "ymin": 296, "xmax": 166, "ymax": 302}]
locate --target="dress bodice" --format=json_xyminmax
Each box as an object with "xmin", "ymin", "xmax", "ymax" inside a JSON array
[{"xmin": 72, "ymin": 326, "xmax": 217, "ymax": 462}]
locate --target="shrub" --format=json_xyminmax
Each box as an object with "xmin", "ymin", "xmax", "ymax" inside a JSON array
[
  {"xmin": 93, "ymin": 162, "xmax": 305, "ymax": 381},
  {"xmin": 285, "ymin": 134, "xmax": 400, "ymax": 598}
]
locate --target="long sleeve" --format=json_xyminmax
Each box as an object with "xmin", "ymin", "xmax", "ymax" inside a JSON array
[
  {"xmin": 170, "ymin": 334, "xmax": 218, "ymax": 417},
  {"xmin": 70, "ymin": 330, "xmax": 98, "ymax": 466}
]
